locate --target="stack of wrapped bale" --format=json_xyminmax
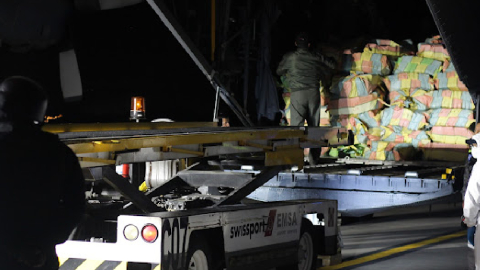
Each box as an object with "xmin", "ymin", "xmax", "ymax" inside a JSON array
[
  {"xmin": 414, "ymin": 37, "xmax": 474, "ymax": 161},
  {"xmin": 279, "ymin": 36, "xmax": 474, "ymax": 162},
  {"xmin": 365, "ymin": 55, "xmax": 440, "ymax": 160},
  {"xmin": 331, "ymin": 40, "xmax": 397, "ymax": 131},
  {"xmin": 332, "ymin": 39, "xmax": 408, "ymax": 159},
  {"xmin": 328, "ymin": 73, "xmax": 386, "ymax": 146},
  {"xmin": 373, "ymin": 36, "xmax": 474, "ymax": 162}
]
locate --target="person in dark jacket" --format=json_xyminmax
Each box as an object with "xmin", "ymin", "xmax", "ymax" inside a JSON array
[
  {"xmin": 276, "ymin": 32, "xmax": 335, "ymax": 164},
  {"xmin": 0, "ymin": 76, "xmax": 85, "ymax": 270}
]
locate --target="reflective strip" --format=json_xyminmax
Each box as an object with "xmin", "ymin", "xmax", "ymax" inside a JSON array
[
  {"xmin": 59, "ymin": 259, "xmax": 159, "ymax": 270},
  {"xmin": 59, "ymin": 257, "xmax": 69, "ymax": 266},
  {"xmin": 77, "ymin": 259, "xmax": 104, "ymax": 270},
  {"xmin": 114, "ymin": 261, "xmax": 127, "ymax": 270}
]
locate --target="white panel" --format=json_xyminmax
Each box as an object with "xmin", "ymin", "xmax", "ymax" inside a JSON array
[{"xmin": 59, "ymin": 49, "xmax": 83, "ymax": 101}]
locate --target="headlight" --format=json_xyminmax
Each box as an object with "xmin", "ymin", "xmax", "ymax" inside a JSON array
[{"xmin": 124, "ymin": 224, "xmax": 139, "ymax": 241}]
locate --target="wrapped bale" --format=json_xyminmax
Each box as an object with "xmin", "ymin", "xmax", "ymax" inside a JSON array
[
  {"xmin": 351, "ymin": 51, "xmax": 392, "ymax": 75},
  {"xmin": 319, "ymin": 106, "xmax": 331, "ymax": 126},
  {"xmin": 384, "ymin": 72, "xmax": 434, "ymax": 92},
  {"xmin": 427, "ymin": 126, "xmax": 474, "ymax": 145},
  {"xmin": 364, "ymin": 39, "xmax": 402, "ymax": 57},
  {"xmin": 328, "ymin": 73, "xmax": 386, "ymax": 116},
  {"xmin": 394, "ymin": 56, "xmax": 442, "ymax": 77},
  {"xmin": 417, "ymin": 43, "xmax": 451, "ymax": 70},
  {"xmin": 357, "ymin": 111, "xmax": 381, "ymax": 128},
  {"xmin": 417, "ymin": 43, "xmax": 450, "ymax": 62},
  {"xmin": 363, "ymin": 141, "xmax": 417, "ymax": 161},
  {"xmin": 331, "ymin": 115, "xmax": 368, "ymax": 144},
  {"xmin": 426, "ymin": 108, "xmax": 475, "ymax": 128},
  {"xmin": 434, "ymin": 71, "xmax": 468, "ymax": 91},
  {"xmin": 328, "ymin": 93, "xmax": 385, "ymax": 115},
  {"xmin": 411, "ymin": 89, "xmax": 475, "ymax": 110},
  {"xmin": 330, "ymin": 74, "xmax": 384, "ymax": 98},
  {"xmin": 425, "ymin": 35, "xmax": 444, "ymax": 44},
  {"xmin": 388, "ymin": 89, "xmax": 410, "ymax": 108},
  {"xmin": 366, "ymin": 126, "xmax": 430, "ymax": 147},
  {"xmin": 380, "ymin": 106, "xmax": 428, "ymax": 131}
]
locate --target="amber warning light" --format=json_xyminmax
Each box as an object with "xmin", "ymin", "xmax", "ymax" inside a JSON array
[{"xmin": 130, "ymin": 96, "xmax": 146, "ymax": 122}]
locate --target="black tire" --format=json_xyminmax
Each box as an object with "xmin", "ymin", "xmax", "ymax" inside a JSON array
[
  {"xmin": 186, "ymin": 237, "xmax": 212, "ymax": 270},
  {"xmin": 278, "ymin": 219, "xmax": 317, "ymax": 270}
]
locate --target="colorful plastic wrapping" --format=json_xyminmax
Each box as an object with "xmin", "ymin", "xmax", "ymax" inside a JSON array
[
  {"xmin": 376, "ymin": 39, "xmax": 401, "ymax": 47},
  {"xmin": 364, "ymin": 43, "xmax": 402, "ymax": 57},
  {"xmin": 328, "ymin": 93, "xmax": 385, "ymax": 115},
  {"xmin": 319, "ymin": 106, "xmax": 331, "ymax": 126},
  {"xmin": 280, "ymin": 35, "xmax": 476, "ymax": 162},
  {"xmin": 417, "ymin": 43, "xmax": 450, "ymax": 62},
  {"xmin": 330, "ymin": 74, "xmax": 384, "ymax": 98},
  {"xmin": 389, "ymin": 89, "xmax": 411, "ymax": 108},
  {"xmin": 394, "ymin": 56, "xmax": 442, "ymax": 77},
  {"xmin": 426, "ymin": 109, "xmax": 475, "ymax": 128},
  {"xmin": 350, "ymin": 51, "xmax": 392, "ymax": 76},
  {"xmin": 357, "ymin": 111, "xmax": 381, "ymax": 128},
  {"xmin": 363, "ymin": 141, "xmax": 417, "ymax": 161},
  {"xmin": 366, "ymin": 126, "xmax": 430, "ymax": 147},
  {"xmin": 330, "ymin": 115, "xmax": 368, "ymax": 144},
  {"xmin": 424, "ymin": 35, "xmax": 444, "ymax": 44},
  {"xmin": 427, "ymin": 126, "xmax": 473, "ymax": 145},
  {"xmin": 380, "ymin": 107, "xmax": 428, "ymax": 131},
  {"xmin": 434, "ymin": 71, "xmax": 468, "ymax": 91},
  {"xmin": 412, "ymin": 89, "xmax": 475, "ymax": 110},
  {"xmin": 384, "ymin": 72, "xmax": 434, "ymax": 92}
]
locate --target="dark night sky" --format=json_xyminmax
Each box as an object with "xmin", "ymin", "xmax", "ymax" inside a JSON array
[
  {"xmin": 0, "ymin": 0, "xmax": 440, "ymax": 124},
  {"xmin": 68, "ymin": 3, "xmax": 216, "ymax": 123}
]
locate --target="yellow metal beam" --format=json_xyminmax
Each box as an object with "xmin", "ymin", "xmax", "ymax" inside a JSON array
[
  {"xmin": 240, "ymin": 141, "xmax": 274, "ymax": 151},
  {"xmin": 77, "ymin": 157, "xmax": 116, "ymax": 165},
  {"xmin": 67, "ymin": 129, "xmax": 305, "ymax": 154},
  {"xmin": 43, "ymin": 122, "xmax": 217, "ymax": 133},
  {"xmin": 265, "ymin": 148, "xmax": 304, "ymax": 168},
  {"xmin": 165, "ymin": 146, "xmax": 205, "ymax": 156}
]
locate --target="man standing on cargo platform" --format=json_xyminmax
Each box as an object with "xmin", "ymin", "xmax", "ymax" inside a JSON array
[
  {"xmin": 0, "ymin": 76, "xmax": 85, "ymax": 270},
  {"xmin": 276, "ymin": 32, "xmax": 335, "ymax": 165}
]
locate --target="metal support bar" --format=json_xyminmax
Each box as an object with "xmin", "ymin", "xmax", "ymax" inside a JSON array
[
  {"xmin": 177, "ymin": 170, "xmax": 253, "ymax": 188},
  {"xmin": 216, "ymin": 165, "xmax": 286, "ymax": 206},
  {"xmin": 102, "ymin": 167, "xmax": 158, "ymax": 213},
  {"xmin": 145, "ymin": 176, "xmax": 191, "ymax": 199},
  {"xmin": 146, "ymin": 0, "xmax": 253, "ymax": 127},
  {"xmin": 213, "ymin": 86, "xmax": 221, "ymax": 122},
  {"xmin": 166, "ymin": 147, "xmax": 204, "ymax": 156},
  {"xmin": 78, "ymin": 157, "xmax": 116, "ymax": 165},
  {"xmin": 240, "ymin": 141, "xmax": 273, "ymax": 151},
  {"xmin": 122, "ymin": 175, "xmax": 191, "ymax": 212}
]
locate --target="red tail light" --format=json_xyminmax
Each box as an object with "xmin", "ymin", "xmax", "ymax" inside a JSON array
[{"xmin": 142, "ymin": 224, "xmax": 158, "ymax": 243}]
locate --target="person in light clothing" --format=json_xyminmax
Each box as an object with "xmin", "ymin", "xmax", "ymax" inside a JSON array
[{"xmin": 464, "ymin": 132, "xmax": 480, "ymax": 269}]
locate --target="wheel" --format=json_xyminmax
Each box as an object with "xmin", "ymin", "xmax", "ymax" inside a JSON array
[
  {"xmin": 278, "ymin": 219, "xmax": 317, "ymax": 270},
  {"xmin": 297, "ymin": 222, "xmax": 317, "ymax": 270},
  {"xmin": 186, "ymin": 238, "xmax": 212, "ymax": 270}
]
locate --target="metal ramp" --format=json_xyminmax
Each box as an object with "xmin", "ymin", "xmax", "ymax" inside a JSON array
[{"xmin": 248, "ymin": 159, "xmax": 460, "ymax": 217}]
